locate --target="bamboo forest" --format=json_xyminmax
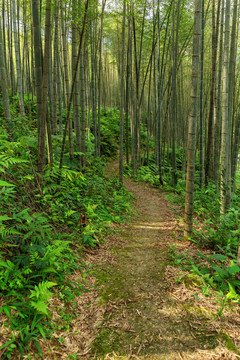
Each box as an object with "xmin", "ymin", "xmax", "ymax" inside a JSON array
[{"xmin": 1, "ymin": 0, "xmax": 240, "ymax": 358}]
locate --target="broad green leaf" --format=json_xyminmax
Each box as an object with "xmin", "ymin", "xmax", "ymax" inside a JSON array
[
  {"xmin": 214, "ymin": 266, "xmax": 227, "ymax": 277},
  {"xmin": 73, "ymin": 152, "xmax": 85, "ymax": 156},
  {"xmin": 36, "ymin": 324, "xmax": 46, "ymax": 340},
  {"xmin": 0, "ymin": 215, "xmax": 12, "ymax": 222},
  {"xmin": 211, "ymin": 254, "xmax": 227, "ymax": 262},
  {"xmin": 226, "ymin": 284, "xmax": 238, "ymax": 300},
  {"xmin": 0, "ymin": 340, "xmax": 15, "ymax": 350},
  {"xmin": 0, "ymin": 180, "xmax": 15, "ymax": 187},
  {"xmin": 228, "ymin": 265, "xmax": 240, "ymax": 275},
  {"xmin": 41, "ymin": 267, "xmax": 57, "ymax": 273},
  {"xmin": 34, "ymin": 340, "xmax": 43, "ymax": 357},
  {"xmin": 2, "ymin": 305, "xmax": 11, "ymax": 319}
]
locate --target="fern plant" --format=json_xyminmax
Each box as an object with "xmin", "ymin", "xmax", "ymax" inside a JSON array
[
  {"xmin": 29, "ymin": 281, "xmax": 57, "ymax": 315},
  {"xmin": 0, "ymin": 154, "xmax": 27, "ymax": 174}
]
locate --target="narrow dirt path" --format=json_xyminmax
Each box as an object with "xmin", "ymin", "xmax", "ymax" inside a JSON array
[{"xmin": 89, "ymin": 161, "xmax": 240, "ymax": 360}]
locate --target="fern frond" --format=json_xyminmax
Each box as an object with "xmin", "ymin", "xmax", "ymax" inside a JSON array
[
  {"xmin": 30, "ymin": 281, "xmax": 57, "ymax": 301},
  {"xmin": 0, "ymin": 226, "xmax": 21, "ymax": 238},
  {"xmin": 43, "ymin": 240, "xmax": 71, "ymax": 261},
  {"xmin": 30, "ymin": 300, "xmax": 48, "ymax": 315}
]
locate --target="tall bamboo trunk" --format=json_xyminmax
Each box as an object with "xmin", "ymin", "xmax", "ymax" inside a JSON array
[
  {"xmin": 12, "ymin": 0, "xmax": 25, "ymax": 117},
  {"xmin": 38, "ymin": 0, "xmax": 52, "ymax": 173},
  {"xmin": 0, "ymin": 15, "xmax": 11, "ymax": 129},
  {"xmin": 72, "ymin": 0, "xmax": 81, "ymax": 153},
  {"xmin": 228, "ymin": 0, "xmax": 237, "ymax": 192},
  {"xmin": 184, "ymin": 0, "xmax": 201, "ymax": 239},
  {"xmin": 80, "ymin": 46, "xmax": 86, "ymax": 168},
  {"xmin": 119, "ymin": 0, "xmax": 126, "ymax": 184},
  {"xmin": 125, "ymin": 4, "xmax": 132, "ymax": 165},
  {"xmin": 156, "ymin": 0, "xmax": 163, "ymax": 183},
  {"xmin": 220, "ymin": 0, "xmax": 231, "ymax": 214},
  {"xmin": 7, "ymin": 0, "xmax": 15, "ymax": 100},
  {"xmin": 32, "ymin": 0, "xmax": 42, "ymax": 133},
  {"xmin": 214, "ymin": 0, "xmax": 225, "ymax": 188},
  {"xmin": 199, "ymin": 0, "xmax": 205, "ymax": 188},
  {"xmin": 52, "ymin": 0, "xmax": 59, "ymax": 135},
  {"xmin": 90, "ymin": 7, "xmax": 97, "ymax": 158},
  {"xmin": 61, "ymin": 4, "xmax": 74, "ymax": 159},
  {"xmin": 205, "ymin": 0, "xmax": 220, "ymax": 185},
  {"xmin": 171, "ymin": 0, "xmax": 180, "ymax": 187},
  {"xmin": 97, "ymin": 0, "xmax": 106, "ymax": 157}
]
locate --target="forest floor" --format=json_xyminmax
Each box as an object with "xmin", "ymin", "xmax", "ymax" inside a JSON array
[{"xmin": 21, "ymin": 159, "xmax": 240, "ymax": 360}]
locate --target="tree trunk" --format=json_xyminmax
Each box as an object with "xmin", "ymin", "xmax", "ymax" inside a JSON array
[
  {"xmin": 184, "ymin": 0, "xmax": 201, "ymax": 239},
  {"xmin": 80, "ymin": 46, "xmax": 86, "ymax": 168},
  {"xmin": 52, "ymin": 0, "xmax": 59, "ymax": 135},
  {"xmin": 199, "ymin": 0, "xmax": 204, "ymax": 188},
  {"xmin": 48, "ymin": 28, "xmax": 53, "ymax": 133},
  {"xmin": 97, "ymin": 0, "xmax": 106, "ymax": 157},
  {"xmin": 38, "ymin": 0, "xmax": 51, "ymax": 173},
  {"xmin": 125, "ymin": 4, "xmax": 132, "ymax": 165},
  {"xmin": 119, "ymin": 0, "xmax": 126, "ymax": 185},
  {"xmin": 0, "ymin": 15, "xmax": 11, "ymax": 129},
  {"xmin": 72, "ymin": 0, "xmax": 81, "ymax": 153},
  {"xmin": 232, "ymin": 113, "xmax": 240, "ymax": 192},
  {"xmin": 61, "ymin": 3, "xmax": 74, "ymax": 159},
  {"xmin": 220, "ymin": 0, "xmax": 230, "ymax": 214},
  {"xmin": 90, "ymin": 2, "xmax": 97, "ymax": 157},
  {"xmin": 57, "ymin": 53, "xmax": 63, "ymax": 135},
  {"xmin": 156, "ymin": 0, "xmax": 163, "ymax": 183},
  {"xmin": 12, "ymin": 0, "xmax": 25, "ymax": 117},
  {"xmin": 228, "ymin": 0, "xmax": 237, "ymax": 191},
  {"xmin": 32, "ymin": 0, "xmax": 42, "ymax": 133},
  {"xmin": 205, "ymin": 0, "xmax": 220, "ymax": 185},
  {"xmin": 7, "ymin": 0, "xmax": 15, "ymax": 101},
  {"xmin": 171, "ymin": 0, "xmax": 180, "ymax": 187},
  {"xmin": 214, "ymin": 0, "xmax": 225, "ymax": 188}
]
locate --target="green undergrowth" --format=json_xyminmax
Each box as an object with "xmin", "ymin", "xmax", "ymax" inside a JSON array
[
  {"xmin": 99, "ymin": 108, "xmax": 121, "ymax": 157},
  {"xmin": 169, "ymin": 246, "xmax": 240, "ymax": 316},
  {"xmin": 124, "ymin": 153, "xmax": 240, "ymax": 316},
  {"xmin": 0, "ymin": 132, "xmax": 132, "ymax": 359}
]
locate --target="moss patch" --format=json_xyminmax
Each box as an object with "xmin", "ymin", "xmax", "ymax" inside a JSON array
[{"xmin": 221, "ymin": 330, "xmax": 240, "ymax": 355}]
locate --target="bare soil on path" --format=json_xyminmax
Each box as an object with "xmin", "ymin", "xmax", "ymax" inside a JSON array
[{"xmin": 89, "ymin": 161, "xmax": 240, "ymax": 360}]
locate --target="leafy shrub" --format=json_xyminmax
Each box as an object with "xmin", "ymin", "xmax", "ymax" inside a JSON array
[
  {"xmin": 194, "ymin": 208, "xmax": 240, "ymax": 257},
  {"xmin": 99, "ymin": 108, "xmax": 120, "ymax": 157},
  {"xmin": 193, "ymin": 184, "xmax": 220, "ymax": 220},
  {"xmin": 169, "ymin": 247, "xmax": 240, "ymax": 315}
]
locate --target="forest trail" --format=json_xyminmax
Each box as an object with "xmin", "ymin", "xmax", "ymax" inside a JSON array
[{"xmin": 89, "ymin": 159, "xmax": 239, "ymax": 359}]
